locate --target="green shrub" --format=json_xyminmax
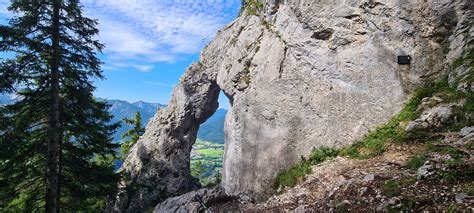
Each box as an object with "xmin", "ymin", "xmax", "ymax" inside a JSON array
[
  {"xmin": 452, "ymin": 57, "xmax": 465, "ymax": 69},
  {"xmin": 407, "ymin": 155, "xmax": 426, "ymax": 170},
  {"xmin": 437, "ymin": 170, "xmax": 459, "ymax": 183},
  {"xmin": 461, "ymin": 92, "xmax": 474, "ymax": 127},
  {"xmin": 308, "ymin": 147, "xmax": 339, "ymax": 164},
  {"xmin": 447, "ymin": 204, "xmax": 457, "ymax": 213},
  {"xmin": 444, "ymin": 158, "xmax": 465, "ymax": 167},
  {"xmin": 383, "ymin": 179, "xmax": 401, "ymax": 197}
]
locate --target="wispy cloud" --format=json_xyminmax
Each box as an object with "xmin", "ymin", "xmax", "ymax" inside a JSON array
[
  {"xmin": 0, "ymin": 1, "xmax": 8, "ymax": 14},
  {"xmin": 132, "ymin": 64, "xmax": 154, "ymax": 72},
  {"xmin": 101, "ymin": 61, "xmax": 155, "ymax": 72},
  {"xmin": 83, "ymin": 0, "xmax": 240, "ymax": 67},
  {"xmin": 0, "ymin": 0, "xmax": 240, "ymax": 70},
  {"xmin": 144, "ymin": 80, "xmax": 170, "ymax": 87}
]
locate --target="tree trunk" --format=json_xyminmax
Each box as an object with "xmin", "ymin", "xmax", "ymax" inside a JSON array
[{"xmin": 46, "ymin": 0, "xmax": 62, "ymax": 212}]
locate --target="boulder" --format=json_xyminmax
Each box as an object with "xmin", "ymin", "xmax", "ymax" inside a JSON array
[{"xmin": 154, "ymin": 188, "xmax": 230, "ymax": 213}]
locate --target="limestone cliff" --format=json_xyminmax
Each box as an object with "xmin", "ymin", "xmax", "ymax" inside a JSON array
[{"xmin": 109, "ymin": 0, "xmax": 473, "ymax": 211}]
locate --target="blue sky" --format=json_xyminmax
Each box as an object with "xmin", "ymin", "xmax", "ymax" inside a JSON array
[{"xmin": 0, "ymin": 0, "xmax": 240, "ymax": 108}]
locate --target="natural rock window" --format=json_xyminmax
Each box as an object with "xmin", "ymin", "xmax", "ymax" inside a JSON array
[{"xmin": 190, "ymin": 91, "xmax": 230, "ymax": 187}]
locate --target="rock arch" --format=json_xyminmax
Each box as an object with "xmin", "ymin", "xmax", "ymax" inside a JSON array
[
  {"xmin": 110, "ymin": 0, "xmax": 471, "ymax": 211},
  {"xmin": 109, "ymin": 63, "xmax": 222, "ymax": 212}
]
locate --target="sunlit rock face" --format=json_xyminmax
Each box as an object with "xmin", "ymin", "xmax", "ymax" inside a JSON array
[{"xmin": 110, "ymin": 0, "xmax": 473, "ymax": 211}]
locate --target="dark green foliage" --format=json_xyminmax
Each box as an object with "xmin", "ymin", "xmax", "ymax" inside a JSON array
[
  {"xmin": 436, "ymin": 170, "xmax": 460, "ymax": 183},
  {"xmin": 447, "ymin": 204, "xmax": 457, "ymax": 213},
  {"xmin": 426, "ymin": 142, "xmax": 469, "ymax": 169},
  {"xmin": 0, "ymin": 0, "xmax": 119, "ymax": 211},
  {"xmin": 407, "ymin": 155, "xmax": 427, "ymax": 170},
  {"xmin": 464, "ymin": 93, "xmax": 474, "ymax": 118},
  {"xmin": 308, "ymin": 147, "xmax": 340, "ymax": 164},
  {"xmin": 383, "ymin": 179, "xmax": 401, "ymax": 197},
  {"xmin": 449, "ymin": 49, "xmax": 474, "ymax": 129},
  {"xmin": 203, "ymin": 171, "xmax": 222, "ymax": 187},
  {"xmin": 426, "ymin": 143, "xmax": 462, "ymax": 157},
  {"xmin": 191, "ymin": 160, "xmax": 206, "ymax": 179},
  {"xmin": 120, "ymin": 111, "xmax": 145, "ymax": 159}
]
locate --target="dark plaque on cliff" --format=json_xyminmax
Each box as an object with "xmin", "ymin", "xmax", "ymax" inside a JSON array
[{"xmin": 397, "ymin": 55, "xmax": 411, "ymax": 65}]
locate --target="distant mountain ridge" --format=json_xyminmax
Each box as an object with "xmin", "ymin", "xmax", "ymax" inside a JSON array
[
  {"xmin": 102, "ymin": 99, "xmax": 167, "ymax": 141},
  {"xmin": 0, "ymin": 95, "xmax": 227, "ymax": 144},
  {"xmin": 100, "ymin": 99, "xmax": 227, "ymax": 144},
  {"xmin": 197, "ymin": 108, "xmax": 226, "ymax": 144}
]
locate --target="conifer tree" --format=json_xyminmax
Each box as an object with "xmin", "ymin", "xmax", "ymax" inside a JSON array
[
  {"xmin": 0, "ymin": 0, "xmax": 119, "ymax": 211},
  {"xmin": 120, "ymin": 111, "xmax": 145, "ymax": 159},
  {"xmin": 191, "ymin": 160, "xmax": 205, "ymax": 179}
]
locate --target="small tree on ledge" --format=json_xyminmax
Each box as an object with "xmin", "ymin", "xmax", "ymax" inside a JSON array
[{"xmin": 120, "ymin": 111, "xmax": 145, "ymax": 159}]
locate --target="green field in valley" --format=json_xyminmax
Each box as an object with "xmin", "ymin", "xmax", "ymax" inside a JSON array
[{"xmin": 191, "ymin": 139, "xmax": 224, "ymax": 185}]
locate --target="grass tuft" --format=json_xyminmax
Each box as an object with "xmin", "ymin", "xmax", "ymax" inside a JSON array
[
  {"xmin": 273, "ymin": 161, "xmax": 311, "ymax": 190},
  {"xmin": 383, "ymin": 179, "xmax": 401, "ymax": 197},
  {"xmin": 407, "ymin": 155, "xmax": 427, "ymax": 170},
  {"xmin": 274, "ymin": 147, "xmax": 339, "ymax": 190}
]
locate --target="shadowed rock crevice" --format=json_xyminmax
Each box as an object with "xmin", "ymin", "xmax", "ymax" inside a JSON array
[{"xmin": 311, "ymin": 28, "xmax": 334, "ymax": 40}]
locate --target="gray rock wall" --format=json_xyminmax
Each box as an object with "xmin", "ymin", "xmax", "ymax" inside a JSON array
[
  {"xmin": 220, "ymin": 0, "xmax": 472, "ymax": 202},
  {"xmin": 110, "ymin": 0, "xmax": 473, "ymax": 211}
]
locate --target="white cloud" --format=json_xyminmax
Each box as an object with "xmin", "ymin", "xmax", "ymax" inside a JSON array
[
  {"xmin": 99, "ymin": 20, "xmax": 156, "ymax": 56},
  {"xmin": 0, "ymin": 0, "xmax": 241, "ymax": 70},
  {"xmin": 132, "ymin": 64, "xmax": 154, "ymax": 72},
  {"xmin": 101, "ymin": 61, "xmax": 156, "ymax": 72},
  {"xmin": 0, "ymin": 1, "xmax": 9, "ymax": 15},
  {"xmin": 101, "ymin": 65, "xmax": 121, "ymax": 71},
  {"xmin": 97, "ymin": 18, "xmax": 175, "ymax": 63},
  {"xmin": 83, "ymin": 0, "xmax": 240, "ymax": 67}
]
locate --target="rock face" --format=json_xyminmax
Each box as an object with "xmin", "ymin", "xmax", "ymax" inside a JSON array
[{"xmin": 110, "ymin": 0, "xmax": 473, "ymax": 211}]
